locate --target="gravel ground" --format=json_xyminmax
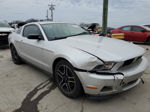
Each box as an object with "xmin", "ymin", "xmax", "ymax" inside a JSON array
[{"xmin": 0, "ymin": 44, "xmax": 150, "ymax": 112}]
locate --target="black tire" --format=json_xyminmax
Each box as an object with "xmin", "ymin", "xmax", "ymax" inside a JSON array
[
  {"xmin": 54, "ymin": 60, "xmax": 83, "ymax": 98},
  {"xmin": 10, "ymin": 45, "xmax": 23, "ymax": 65},
  {"xmin": 146, "ymin": 37, "xmax": 150, "ymax": 44}
]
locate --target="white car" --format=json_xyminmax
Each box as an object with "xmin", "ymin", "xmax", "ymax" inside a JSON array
[
  {"xmin": 144, "ymin": 24, "xmax": 150, "ymax": 29},
  {"xmin": 0, "ymin": 22, "xmax": 14, "ymax": 46},
  {"xmin": 9, "ymin": 22, "xmax": 148, "ymax": 98}
]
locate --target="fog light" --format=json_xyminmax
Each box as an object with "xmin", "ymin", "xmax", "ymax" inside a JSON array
[{"xmin": 101, "ymin": 86, "xmax": 113, "ymax": 92}]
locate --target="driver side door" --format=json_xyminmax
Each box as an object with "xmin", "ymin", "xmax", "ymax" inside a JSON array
[
  {"xmin": 119, "ymin": 26, "xmax": 132, "ymax": 41},
  {"xmin": 17, "ymin": 24, "xmax": 47, "ymax": 70}
]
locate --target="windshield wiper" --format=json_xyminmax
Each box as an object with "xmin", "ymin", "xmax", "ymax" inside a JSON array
[
  {"xmin": 49, "ymin": 32, "xmax": 90, "ymax": 41},
  {"xmin": 80, "ymin": 32, "xmax": 90, "ymax": 35},
  {"xmin": 74, "ymin": 32, "xmax": 90, "ymax": 36},
  {"xmin": 50, "ymin": 36, "xmax": 68, "ymax": 41},
  {"xmin": 64, "ymin": 32, "xmax": 90, "ymax": 38}
]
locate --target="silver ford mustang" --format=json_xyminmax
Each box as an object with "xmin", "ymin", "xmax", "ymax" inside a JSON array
[{"xmin": 9, "ymin": 22, "xmax": 148, "ymax": 98}]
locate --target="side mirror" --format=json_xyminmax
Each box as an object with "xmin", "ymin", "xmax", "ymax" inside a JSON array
[{"xmin": 27, "ymin": 34, "xmax": 42, "ymax": 40}]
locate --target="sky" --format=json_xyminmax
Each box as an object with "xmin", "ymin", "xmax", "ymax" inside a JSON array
[{"xmin": 0, "ymin": 0, "xmax": 150, "ymax": 27}]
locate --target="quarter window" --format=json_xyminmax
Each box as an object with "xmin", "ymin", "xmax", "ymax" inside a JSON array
[
  {"xmin": 23, "ymin": 25, "xmax": 42, "ymax": 37},
  {"xmin": 131, "ymin": 26, "xmax": 145, "ymax": 32}
]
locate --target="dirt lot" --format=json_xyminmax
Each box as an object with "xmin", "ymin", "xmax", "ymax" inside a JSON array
[{"xmin": 0, "ymin": 44, "xmax": 150, "ymax": 112}]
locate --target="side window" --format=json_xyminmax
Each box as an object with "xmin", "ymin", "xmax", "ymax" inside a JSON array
[
  {"xmin": 132, "ymin": 26, "xmax": 145, "ymax": 32},
  {"xmin": 121, "ymin": 26, "xmax": 131, "ymax": 31},
  {"xmin": 23, "ymin": 25, "xmax": 42, "ymax": 37}
]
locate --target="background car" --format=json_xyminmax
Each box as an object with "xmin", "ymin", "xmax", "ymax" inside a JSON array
[
  {"xmin": 80, "ymin": 23, "xmax": 114, "ymax": 37},
  {"xmin": 107, "ymin": 27, "xmax": 114, "ymax": 34},
  {"xmin": 143, "ymin": 24, "xmax": 150, "ymax": 28},
  {"xmin": 111, "ymin": 25, "xmax": 150, "ymax": 43},
  {"xmin": 9, "ymin": 22, "xmax": 148, "ymax": 98},
  {"xmin": 0, "ymin": 22, "xmax": 14, "ymax": 46}
]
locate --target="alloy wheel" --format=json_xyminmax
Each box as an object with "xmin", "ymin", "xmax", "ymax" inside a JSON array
[{"xmin": 56, "ymin": 65, "xmax": 76, "ymax": 93}]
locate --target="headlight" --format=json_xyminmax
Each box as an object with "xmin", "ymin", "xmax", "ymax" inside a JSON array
[
  {"xmin": 92, "ymin": 62, "xmax": 116, "ymax": 71},
  {"xmin": 0, "ymin": 33, "xmax": 8, "ymax": 36}
]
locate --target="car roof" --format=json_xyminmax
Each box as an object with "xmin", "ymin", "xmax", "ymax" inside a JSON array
[
  {"xmin": 121, "ymin": 25, "xmax": 143, "ymax": 27},
  {"xmin": 142, "ymin": 24, "xmax": 150, "ymax": 26},
  {"xmin": 27, "ymin": 21, "xmax": 71, "ymax": 25},
  {"xmin": 24, "ymin": 21, "xmax": 78, "ymax": 27},
  {"xmin": 119, "ymin": 25, "xmax": 148, "ymax": 28},
  {"xmin": 118, "ymin": 25, "xmax": 150, "ymax": 30}
]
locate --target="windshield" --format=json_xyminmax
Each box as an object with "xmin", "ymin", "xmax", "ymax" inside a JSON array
[
  {"xmin": 0, "ymin": 22, "xmax": 10, "ymax": 28},
  {"xmin": 41, "ymin": 23, "xmax": 90, "ymax": 40}
]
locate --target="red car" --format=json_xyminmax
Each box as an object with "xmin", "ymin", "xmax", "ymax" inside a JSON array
[{"xmin": 111, "ymin": 25, "xmax": 150, "ymax": 43}]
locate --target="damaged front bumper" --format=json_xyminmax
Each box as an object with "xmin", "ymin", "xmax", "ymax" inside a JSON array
[{"xmin": 75, "ymin": 57, "xmax": 148, "ymax": 96}]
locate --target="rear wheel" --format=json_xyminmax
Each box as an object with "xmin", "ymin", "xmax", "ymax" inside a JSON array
[
  {"xmin": 146, "ymin": 37, "xmax": 150, "ymax": 44},
  {"xmin": 54, "ymin": 60, "xmax": 83, "ymax": 98},
  {"xmin": 10, "ymin": 45, "xmax": 23, "ymax": 65}
]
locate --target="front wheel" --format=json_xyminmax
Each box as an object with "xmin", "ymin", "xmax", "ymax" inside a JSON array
[
  {"xmin": 55, "ymin": 60, "xmax": 83, "ymax": 98},
  {"xmin": 10, "ymin": 45, "xmax": 23, "ymax": 65}
]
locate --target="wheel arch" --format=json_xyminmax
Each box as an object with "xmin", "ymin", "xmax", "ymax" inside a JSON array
[
  {"xmin": 52, "ymin": 56, "xmax": 84, "ymax": 81},
  {"xmin": 52, "ymin": 57, "xmax": 67, "ymax": 74},
  {"xmin": 52, "ymin": 57, "xmax": 77, "ymax": 76}
]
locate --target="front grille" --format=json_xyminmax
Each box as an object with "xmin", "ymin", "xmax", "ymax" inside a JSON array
[
  {"xmin": 122, "ymin": 79, "xmax": 138, "ymax": 88},
  {"xmin": 122, "ymin": 58, "xmax": 134, "ymax": 67},
  {"xmin": 121, "ymin": 56, "xmax": 142, "ymax": 68}
]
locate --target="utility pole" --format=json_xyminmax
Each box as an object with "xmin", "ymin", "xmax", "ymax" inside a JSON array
[
  {"xmin": 48, "ymin": 3, "xmax": 55, "ymax": 21},
  {"xmin": 102, "ymin": 0, "xmax": 109, "ymax": 36},
  {"xmin": 46, "ymin": 9, "xmax": 49, "ymax": 20}
]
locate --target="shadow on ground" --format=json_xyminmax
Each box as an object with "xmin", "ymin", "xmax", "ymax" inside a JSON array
[
  {"xmin": 13, "ymin": 78, "xmax": 56, "ymax": 112},
  {"xmin": 0, "ymin": 46, "xmax": 9, "ymax": 49}
]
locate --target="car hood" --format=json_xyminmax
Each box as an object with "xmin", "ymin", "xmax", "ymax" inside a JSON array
[
  {"xmin": 57, "ymin": 35, "xmax": 145, "ymax": 62},
  {"xmin": 0, "ymin": 27, "xmax": 14, "ymax": 32}
]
